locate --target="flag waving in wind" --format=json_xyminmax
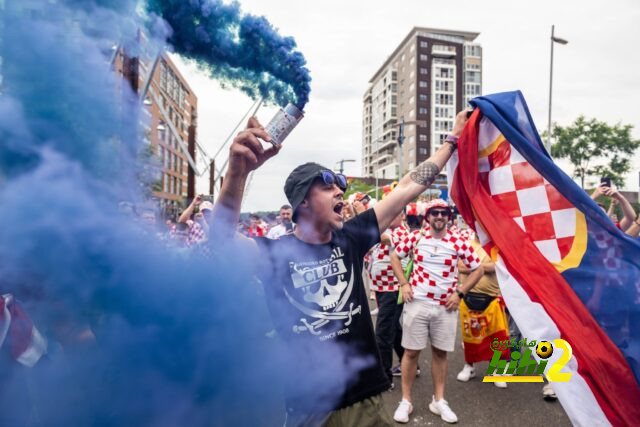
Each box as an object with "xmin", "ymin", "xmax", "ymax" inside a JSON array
[{"xmin": 447, "ymin": 91, "xmax": 640, "ymax": 426}]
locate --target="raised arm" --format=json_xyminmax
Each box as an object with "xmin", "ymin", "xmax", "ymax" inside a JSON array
[
  {"xmin": 626, "ymin": 215, "xmax": 640, "ymax": 238},
  {"xmin": 605, "ymin": 187, "xmax": 636, "ymax": 231},
  {"xmin": 178, "ymin": 195, "xmax": 201, "ymax": 223},
  {"xmin": 211, "ymin": 117, "xmax": 280, "ymax": 238},
  {"xmin": 373, "ymin": 109, "xmax": 470, "ymax": 233}
]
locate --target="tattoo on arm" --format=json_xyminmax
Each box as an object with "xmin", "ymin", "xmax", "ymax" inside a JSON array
[{"xmin": 409, "ymin": 161, "xmax": 439, "ymax": 186}]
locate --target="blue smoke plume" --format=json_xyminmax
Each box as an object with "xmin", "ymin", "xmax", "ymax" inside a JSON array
[
  {"xmin": 146, "ymin": 0, "xmax": 312, "ymax": 109},
  {"xmin": 0, "ymin": 1, "xmax": 354, "ymax": 426}
]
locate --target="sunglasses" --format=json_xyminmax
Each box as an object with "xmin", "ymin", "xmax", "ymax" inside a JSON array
[
  {"xmin": 319, "ymin": 170, "xmax": 348, "ymax": 191},
  {"xmin": 429, "ymin": 209, "xmax": 450, "ymax": 217}
]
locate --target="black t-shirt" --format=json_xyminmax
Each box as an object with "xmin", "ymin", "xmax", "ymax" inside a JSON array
[{"xmin": 254, "ymin": 209, "xmax": 390, "ymax": 414}]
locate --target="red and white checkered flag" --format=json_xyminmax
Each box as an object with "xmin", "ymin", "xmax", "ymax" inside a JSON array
[{"xmin": 0, "ymin": 294, "xmax": 47, "ymax": 367}]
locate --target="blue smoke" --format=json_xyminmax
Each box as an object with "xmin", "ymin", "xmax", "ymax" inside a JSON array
[
  {"xmin": 0, "ymin": 1, "xmax": 351, "ymax": 426},
  {"xmin": 146, "ymin": 0, "xmax": 312, "ymax": 109}
]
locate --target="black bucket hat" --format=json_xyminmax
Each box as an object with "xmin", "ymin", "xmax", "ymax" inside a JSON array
[{"xmin": 284, "ymin": 162, "xmax": 331, "ymax": 220}]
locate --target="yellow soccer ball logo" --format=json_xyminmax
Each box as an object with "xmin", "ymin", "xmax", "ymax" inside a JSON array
[{"xmin": 536, "ymin": 341, "xmax": 554, "ymax": 359}]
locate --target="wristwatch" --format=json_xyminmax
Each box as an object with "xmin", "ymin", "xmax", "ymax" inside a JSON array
[
  {"xmin": 456, "ymin": 290, "xmax": 465, "ymax": 299},
  {"xmin": 444, "ymin": 135, "xmax": 458, "ymax": 151}
]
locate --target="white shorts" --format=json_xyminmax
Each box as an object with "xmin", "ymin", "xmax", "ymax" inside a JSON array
[{"xmin": 401, "ymin": 300, "xmax": 458, "ymax": 352}]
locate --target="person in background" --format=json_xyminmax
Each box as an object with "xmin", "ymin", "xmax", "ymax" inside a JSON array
[
  {"xmin": 368, "ymin": 210, "xmax": 409, "ymax": 389},
  {"xmin": 267, "ymin": 205, "xmax": 294, "ymax": 239},
  {"xmin": 247, "ymin": 214, "xmax": 266, "ymax": 237},
  {"xmin": 455, "ymin": 234, "xmax": 508, "ymax": 389},
  {"xmin": 626, "ymin": 214, "xmax": 640, "ymax": 238},
  {"xmin": 391, "ymin": 199, "xmax": 483, "ymax": 424},
  {"xmin": 178, "ymin": 195, "xmax": 213, "ymax": 248},
  {"xmin": 591, "ymin": 183, "xmax": 637, "ymax": 231}
]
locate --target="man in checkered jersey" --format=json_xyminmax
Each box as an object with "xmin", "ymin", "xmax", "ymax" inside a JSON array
[
  {"xmin": 390, "ymin": 199, "xmax": 484, "ymax": 424},
  {"xmin": 368, "ymin": 210, "xmax": 409, "ymax": 387}
]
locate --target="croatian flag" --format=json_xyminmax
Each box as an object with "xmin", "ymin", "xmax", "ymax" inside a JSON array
[
  {"xmin": 0, "ymin": 294, "xmax": 47, "ymax": 367},
  {"xmin": 447, "ymin": 91, "xmax": 640, "ymax": 426}
]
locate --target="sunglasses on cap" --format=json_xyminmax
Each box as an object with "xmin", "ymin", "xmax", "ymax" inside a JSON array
[
  {"xmin": 318, "ymin": 170, "xmax": 348, "ymax": 191},
  {"xmin": 429, "ymin": 209, "xmax": 451, "ymax": 217}
]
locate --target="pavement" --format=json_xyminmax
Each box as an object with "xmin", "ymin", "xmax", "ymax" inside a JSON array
[{"xmin": 369, "ymin": 298, "xmax": 572, "ymax": 427}]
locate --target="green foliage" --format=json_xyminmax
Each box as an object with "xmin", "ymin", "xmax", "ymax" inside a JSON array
[
  {"xmin": 548, "ymin": 116, "xmax": 640, "ymax": 188},
  {"xmin": 344, "ymin": 179, "xmax": 376, "ymax": 199}
]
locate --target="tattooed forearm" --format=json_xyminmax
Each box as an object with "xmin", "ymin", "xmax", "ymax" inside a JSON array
[{"xmin": 409, "ymin": 161, "xmax": 439, "ymax": 186}]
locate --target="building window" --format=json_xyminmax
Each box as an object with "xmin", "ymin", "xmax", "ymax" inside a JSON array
[
  {"xmin": 419, "ymin": 94, "xmax": 427, "ymax": 102},
  {"xmin": 419, "ymin": 147, "xmax": 428, "ymax": 155},
  {"xmin": 419, "ymin": 107, "xmax": 428, "ymax": 115},
  {"xmin": 419, "ymin": 54, "xmax": 428, "ymax": 61},
  {"xmin": 435, "ymin": 94, "xmax": 454, "ymax": 105},
  {"xmin": 420, "ymin": 41, "xmax": 428, "ymax": 48},
  {"xmin": 419, "ymin": 134, "xmax": 427, "ymax": 142},
  {"xmin": 419, "ymin": 81, "xmax": 427, "ymax": 88},
  {"xmin": 420, "ymin": 67, "xmax": 428, "ymax": 75}
]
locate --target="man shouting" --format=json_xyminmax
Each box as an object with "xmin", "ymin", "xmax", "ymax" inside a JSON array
[{"xmin": 211, "ymin": 110, "xmax": 470, "ymax": 426}]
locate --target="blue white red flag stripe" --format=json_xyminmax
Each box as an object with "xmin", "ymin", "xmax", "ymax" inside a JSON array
[{"xmin": 448, "ymin": 91, "xmax": 640, "ymax": 427}]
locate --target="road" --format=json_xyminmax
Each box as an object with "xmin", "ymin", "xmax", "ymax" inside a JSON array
[{"xmin": 370, "ymin": 299, "xmax": 572, "ymax": 426}]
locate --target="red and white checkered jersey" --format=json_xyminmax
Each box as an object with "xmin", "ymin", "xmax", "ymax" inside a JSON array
[
  {"xmin": 369, "ymin": 226, "xmax": 409, "ymax": 292},
  {"xmin": 395, "ymin": 228, "xmax": 482, "ymax": 305},
  {"xmin": 186, "ymin": 221, "xmax": 207, "ymax": 247}
]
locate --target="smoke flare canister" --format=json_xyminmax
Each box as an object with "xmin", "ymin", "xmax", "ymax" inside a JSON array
[{"xmin": 264, "ymin": 103, "xmax": 304, "ymax": 146}]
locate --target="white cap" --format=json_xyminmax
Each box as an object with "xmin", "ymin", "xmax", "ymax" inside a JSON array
[{"xmin": 199, "ymin": 201, "xmax": 214, "ymax": 212}]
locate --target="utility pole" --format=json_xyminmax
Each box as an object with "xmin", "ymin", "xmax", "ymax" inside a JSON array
[
  {"xmin": 547, "ymin": 25, "xmax": 568, "ymax": 151},
  {"xmin": 394, "ymin": 119, "xmax": 425, "ymax": 178},
  {"xmin": 336, "ymin": 159, "xmax": 355, "ymax": 175},
  {"xmin": 209, "ymin": 159, "xmax": 215, "ymax": 198}
]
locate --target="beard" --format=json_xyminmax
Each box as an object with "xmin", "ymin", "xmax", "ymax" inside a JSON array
[{"xmin": 430, "ymin": 219, "xmax": 447, "ymax": 232}]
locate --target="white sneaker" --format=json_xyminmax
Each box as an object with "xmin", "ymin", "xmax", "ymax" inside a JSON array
[
  {"xmin": 494, "ymin": 381, "xmax": 507, "ymax": 388},
  {"xmin": 429, "ymin": 396, "xmax": 458, "ymax": 424},
  {"xmin": 456, "ymin": 364, "xmax": 476, "ymax": 382},
  {"xmin": 542, "ymin": 383, "xmax": 557, "ymax": 400},
  {"xmin": 370, "ymin": 308, "xmax": 379, "ymax": 316},
  {"xmin": 393, "ymin": 399, "xmax": 413, "ymax": 423}
]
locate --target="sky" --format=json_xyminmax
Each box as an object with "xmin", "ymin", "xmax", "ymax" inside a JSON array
[{"xmin": 172, "ymin": 0, "xmax": 640, "ymax": 212}]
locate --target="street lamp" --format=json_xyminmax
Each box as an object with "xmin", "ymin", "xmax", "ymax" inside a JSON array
[
  {"xmin": 395, "ymin": 119, "xmax": 425, "ymax": 178},
  {"xmin": 547, "ymin": 25, "xmax": 568, "ymax": 151},
  {"xmin": 336, "ymin": 159, "xmax": 355, "ymax": 175}
]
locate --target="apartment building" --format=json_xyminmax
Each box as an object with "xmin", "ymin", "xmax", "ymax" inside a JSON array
[{"xmin": 362, "ymin": 27, "xmax": 481, "ymax": 179}]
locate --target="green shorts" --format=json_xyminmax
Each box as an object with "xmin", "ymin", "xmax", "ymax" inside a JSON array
[{"xmin": 283, "ymin": 394, "xmax": 393, "ymax": 427}]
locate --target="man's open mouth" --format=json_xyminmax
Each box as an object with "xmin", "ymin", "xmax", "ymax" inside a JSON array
[{"xmin": 333, "ymin": 201, "xmax": 344, "ymax": 214}]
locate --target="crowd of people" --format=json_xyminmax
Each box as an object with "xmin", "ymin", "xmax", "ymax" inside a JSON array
[
  {"xmin": 130, "ymin": 108, "xmax": 639, "ymax": 425},
  {"xmin": 4, "ymin": 106, "xmax": 638, "ymax": 426}
]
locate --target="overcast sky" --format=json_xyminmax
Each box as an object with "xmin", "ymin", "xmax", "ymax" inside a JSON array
[{"xmin": 173, "ymin": 0, "xmax": 640, "ymax": 212}]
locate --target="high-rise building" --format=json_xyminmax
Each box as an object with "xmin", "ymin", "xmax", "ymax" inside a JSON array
[
  {"xmin": 362, "ymin": 27, "xmax": 482, "ymax": 180},
  {"xmin": 114, "ymin": 44, "xmax": 198, "ymax": 218}
]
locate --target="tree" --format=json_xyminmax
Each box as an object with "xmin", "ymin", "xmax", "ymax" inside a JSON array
[
  {"xmin": 344, "ymin": 179, "xmax": 376, "ymax": 199},
  {"xmin": 549, "ymin": 116, "xmax": 640, "ymax": 188}
]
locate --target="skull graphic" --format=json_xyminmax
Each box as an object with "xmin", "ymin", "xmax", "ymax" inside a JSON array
[{"xmin": 302, "ymin": 274, "xmax": 348, "ymax": 310}]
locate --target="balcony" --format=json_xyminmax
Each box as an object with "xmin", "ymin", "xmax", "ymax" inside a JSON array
[
  {"xmin": 374, "ymin": 140, "xmax": 397, "ymax": 153},
  {"xmin": 375, "ymin": 154, "xmax": 393, "ymax": 165},
  {"xmin": 432, "ymin": 45, "xmax": 457, "ymax": 57}
]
